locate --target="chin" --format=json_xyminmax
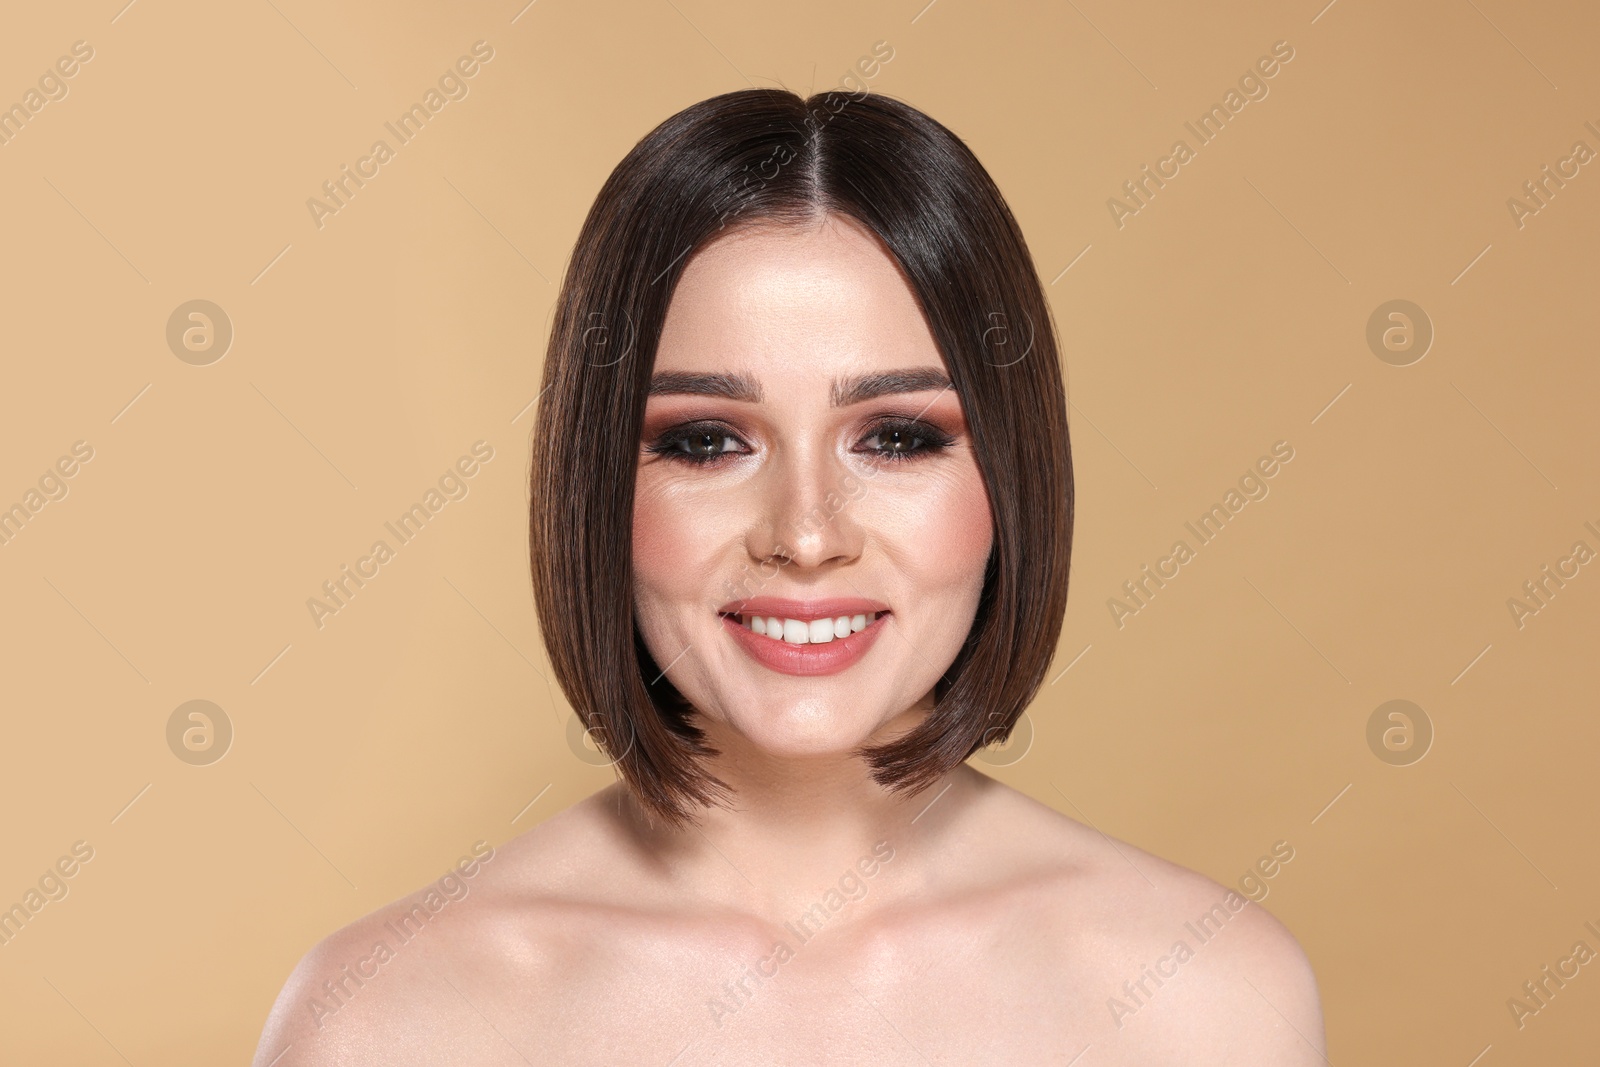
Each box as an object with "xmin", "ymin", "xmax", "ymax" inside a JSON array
[{"xmin": 711, "ymin": 695, "xmax": 901, "ymax": 762}]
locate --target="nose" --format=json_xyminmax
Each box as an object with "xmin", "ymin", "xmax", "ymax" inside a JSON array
[{"xmin": 746, "ymin": 445, "xmax": 866, "ymax": 570}]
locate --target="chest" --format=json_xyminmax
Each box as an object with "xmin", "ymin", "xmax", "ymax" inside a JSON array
[{"xmin": 502, "ymin": 919, "xmax": 1177, "ymax": 1065}]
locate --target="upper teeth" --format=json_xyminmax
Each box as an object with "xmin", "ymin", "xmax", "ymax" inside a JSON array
[{"xmin": 740, "ymin": 613, "xmax": 878, "ymax": 644}]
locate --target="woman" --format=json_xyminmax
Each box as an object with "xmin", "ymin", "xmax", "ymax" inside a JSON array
[{"xmin": 256, "ymin": 88, "xmax": 1325, "ymax": 1065}]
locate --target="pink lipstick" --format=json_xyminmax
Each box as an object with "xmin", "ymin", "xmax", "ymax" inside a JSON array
[{"xmin": 717, "ymin": 596, "xmax": 890, "ymax": 677}]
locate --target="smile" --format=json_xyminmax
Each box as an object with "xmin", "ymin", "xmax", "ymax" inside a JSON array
[
  {"xmin": 716, "ymin": 597, "xmax": 890, "ymax": 676},
  {"xmin": 728, "ymin": 611, "xmax": 882, "ymax": 644}
]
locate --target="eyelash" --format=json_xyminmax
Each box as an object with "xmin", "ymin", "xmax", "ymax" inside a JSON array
[{"xmin": 645, "ymin": 418, "xmax": 956, "ymax": 466}]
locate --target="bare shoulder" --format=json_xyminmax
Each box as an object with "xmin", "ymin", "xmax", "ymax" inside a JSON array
[
  {"xmin": 970, "ymin": 774, "xmax": 1326, "ymax": 1061},
  {"xmin": 251, "ymin": 790, "xmax": 632, "ymax": 1067}
]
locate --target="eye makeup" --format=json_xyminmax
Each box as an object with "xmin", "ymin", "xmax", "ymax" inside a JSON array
[{"xmin": 643, "ymin": 415, "xmax": 956, "ymax": 466}]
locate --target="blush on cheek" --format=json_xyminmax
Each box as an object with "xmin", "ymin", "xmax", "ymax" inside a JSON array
[
  {"xmin": 631, "ymin": 491, "xmax": 669, "ymax": 576},
  {"xmin": 890, "ymin": 467, "xmax": 993, "ymax": 591},
  {"xmin": 631, "ymin": 487, "xmax": 694, "ymax": 671},
  {"xmin": 632, "ymin": 481, "xmax": 737, "ymax": 620},
  {"xmin": 941, "ymin": 478, "xmax": 995, "ymax": 575},
  {"xmin": 631, "ymin": 487, "xmax": 689, "ymax": 597}
]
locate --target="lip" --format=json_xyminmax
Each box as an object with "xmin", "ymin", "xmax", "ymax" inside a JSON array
[
  {"xmin": 720, "ymin": 609, "xmax": 889, "ymax": 677},
  {"xmin": 721, "ymin": 614, "xmax": 888, "ymax": 677},
  {"xmin": 716, "ymin": 596, "xmax": 890, "ymax": 620}
]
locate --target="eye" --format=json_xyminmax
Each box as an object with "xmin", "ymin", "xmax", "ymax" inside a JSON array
[
  {"xmin": 857, "ymin": 418, "xmax": 955, "ymax": 461},
  {"xmin": 645, "ymin": 422, "xmax": 748, "ymax": 464}
]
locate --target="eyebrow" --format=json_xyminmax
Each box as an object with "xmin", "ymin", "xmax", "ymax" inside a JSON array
[
  {"xmin": 647, "ymin": 367, "xmax": 953, "ymax": 407},
  {"xmin": 647, "ymin": 371, "xmax": 762, "ymax": 403}
]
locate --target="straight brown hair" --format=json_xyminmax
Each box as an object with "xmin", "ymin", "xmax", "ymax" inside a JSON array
[{"xmin": 530, "ymin": 88, "xmax": 1072, "ymax": 826}]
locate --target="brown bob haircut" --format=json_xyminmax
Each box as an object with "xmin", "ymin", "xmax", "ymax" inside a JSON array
[{"xmin": 530, "ymin": 88, "xmax": 1072, "ymax": 826}]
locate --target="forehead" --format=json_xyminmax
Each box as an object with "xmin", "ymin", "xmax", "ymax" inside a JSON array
[{"xmin": 651, "ymin": 214, "xmax": 944, "ymax": 380}]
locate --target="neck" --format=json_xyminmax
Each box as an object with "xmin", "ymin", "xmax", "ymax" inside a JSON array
[{"xmin": 615, "ymin": 727, "xmax": 989, "ymax": 923}]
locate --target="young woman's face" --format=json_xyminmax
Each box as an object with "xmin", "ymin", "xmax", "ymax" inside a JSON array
[{"xmin": 632, "ymin": 214, "xmax": 994, "ymax": 760}]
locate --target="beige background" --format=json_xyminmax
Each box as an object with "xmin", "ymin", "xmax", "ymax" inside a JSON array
[{"xmin": 1, "ymin": 0, "xmax": 1596, "ymax": 1062}]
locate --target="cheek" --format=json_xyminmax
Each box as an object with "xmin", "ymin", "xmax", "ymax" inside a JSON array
[
  {"xmin": 631, "ymin": 479, "xmax": 735, "ymax": 615},
  {"xmin": 869, "ymin": 460, "xmax": 993, "ymax": 592},
  {"xmin": 631, "ymin": 486, "xmax": 674, "ymax": 584},
  {"xmin": 943, "ymin": 475, "xmax": 994, "ymax": 578},
  {"xmin": 632, "ymin": 484, "xmax": 690, "ymax": 606}
]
